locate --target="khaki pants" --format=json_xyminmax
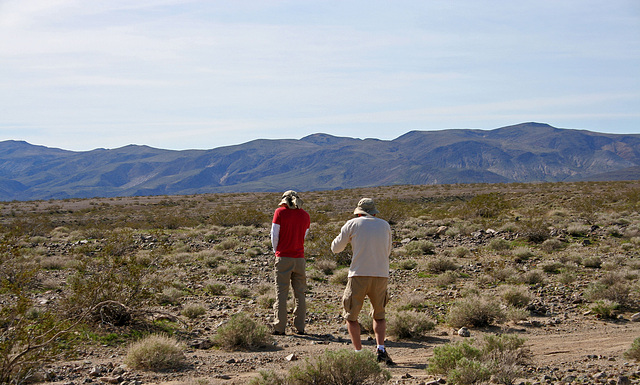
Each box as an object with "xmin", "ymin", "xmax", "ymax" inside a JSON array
[{"xmin": 273, "ymin": 257, "xmax": 306, "ymax": 333}]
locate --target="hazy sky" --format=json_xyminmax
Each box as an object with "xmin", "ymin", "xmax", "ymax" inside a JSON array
[{"xmin": 1, "ymin": 1, "xmax": 639, "ymax": 151}]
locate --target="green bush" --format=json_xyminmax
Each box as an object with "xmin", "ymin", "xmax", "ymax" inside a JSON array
[
  {"xmin": 288, "ymin": 349, "xmax": 391, "ymax": 385},
  {"xmin": 427, "ymin": 334, "xmax": 529, "ymax": 385},
  {"xmin": 213, "ymin": 312, "xmax": 272, "ymax": 351},
  {"xmin": 124, "ymin": 334, "xmax": 186, "ymax": 371},
  {"xmin": 590, "ymin": 300, "xmax": 620, "ymax": 319}
]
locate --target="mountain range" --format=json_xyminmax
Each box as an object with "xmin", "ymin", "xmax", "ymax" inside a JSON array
[{"xmin": 1, "ymin": 122, "xmax": 639, "ymax": 201}]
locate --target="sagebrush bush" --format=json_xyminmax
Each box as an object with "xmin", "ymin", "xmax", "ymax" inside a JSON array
[
  {"xmin": 213, "ymin": 312, "xmax": 272, "ymax": 351},
  {"xmin": 434, "ymin": 270, "xmax": 458, "ymax": 287},
  {"xmin": 330, "ymin": 268, "xmax": 349, "ymax": 285},
  {"xmin": 624, "ymin": 337, "xmax": 640, "ymax": 361},
  {"xmin": 583, "ymin": 256, "xmax": 602, "ymax": 268},
  {"xmin": 427, "ymin": 334, "xmax": 529, "ymax": 385},
  {"xmin": 205, "ymin": 282, "xmax": 226, "ymax": 295},
  {"xmin": 447, "ymin": 296, "xmax": 506, "ymax": 328},
  {"xmin": 488, "ymin": 238, "xmax": 511, "ymax": 252},
  {"xmin": 386, "ymin": 310, "xmax": 435, "ymax": 339},
  {"xmin": 181, "ymin": 305, "xmax": 206, "ymax": 319},
  {"xmin": 124, "ymin": 334, "xmax": 186, "ymax": 371},
  {"xmin": 424, "ymin": 257, "xmax": 458, "ymax": 273},
  {"xmin": 288, "ymin": 349, "xmax": 391, "ymax": 385},
  {"xmin": 405, "ymin": 240, "xmax": 435, "ymax": 256},
  {"xmin": 590, "ymin": 300, "xmax": 620, "ymax": 319},
  {"xmin": 501, "ymin": 286, "xmax": 532, "ymax": 308}
]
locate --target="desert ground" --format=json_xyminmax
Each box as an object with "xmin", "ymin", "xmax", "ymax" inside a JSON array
[{"xmin": 1, "ymin": 181, "xmax": 639, "ymax": 385}]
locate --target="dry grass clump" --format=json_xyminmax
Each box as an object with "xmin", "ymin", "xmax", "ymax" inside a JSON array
[
  {"xmin": 404, "ymin": 240, "xmax": 435, "ymax": 256},
  {"xmin": 500, "ymin": 285, "xmax": 532, "ymax": 308},
  {"xmin": 330, "ymin": 268, "xmax": 349, "ymax": 285},
  {"xmin": 250, "ymin": 349, "xmax": 391, "ymax": 385},
  {"xmin": 386, "ymin": 310, "xmax": 435, "ymax": 339},
  {"xmin": 287, "ymin": 349, "xmax": 391, "ymax": 385},
  {"xmin": 446, "ymin": 296, "xmax": 506, "ymax": 328},
  {"xmin": 213, "ymin": 312, "xmax": 272, "ymax": 351},
  {"xmin": 313, "ymin": 258, "xmax": 337, "ymax": 275},
  {"xmin": 423, "ymin": 256, "xmax": 458, "ymax": 273},
  {"xmin": 124, "ymin": 334, "xmax": 186, "ymax": 371},
  {"xmin": 204, "ymin": 281, "xmax": 226, "ymax": 296},
  {"xmin": 181, "ymin": 304, "xmax": 206, "ymax": 319}
]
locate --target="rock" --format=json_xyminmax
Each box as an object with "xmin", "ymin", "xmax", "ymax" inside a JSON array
[
  {"xmin": 617, "ymin": 376, "xmax": 631, "ymax": 385},
  {"xmin": 458, "ymin": 327, "xmax": 470, "ymax": 337},
  {"xmin": 631, "ymin": 312, "xmax": 640, "ymax": 322},
  {"xmin": 189, "ymin": 339, "xmax": 214, "ymax": 349},
  {"xmin": 99, "ymin": 377, "xmax": 122, "ymax": 384},
  {"xmin": 401, "ymin": 373, "xmax": 412, "ymax": 379},
  {"xmin": 285, "ymin": 353, "xmax": 298, "ymax": 361}
]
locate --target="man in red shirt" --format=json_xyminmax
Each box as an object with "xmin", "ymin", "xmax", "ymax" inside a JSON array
[{"xmin": 270, "ymin": 190, "xmax": 310, "ymax": 335}]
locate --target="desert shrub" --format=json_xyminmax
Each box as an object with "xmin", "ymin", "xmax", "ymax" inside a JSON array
[
  {"xmin": 540, "ymin": 238, "xmax": 565, "ymax": 253},
  {"xmin": 314, "ymin": 258, "xmax": 337, "ymax": 275},
  {"xmin": 209, "ymin": 207, "xmax": 270, "ymax": 227},
  {"xmin": 205, "ymin": 282, "xmax": 226, "ymax": 296},
  {"xmin": 462, "ymin": 193, "xmax": 510, "ymax": 219},
  {"xmin": 386, "ymin": 310, "xmax": 435, "ymax": 339},
  {"xmin": 124, "ymin": 334, "xmax": 186, "ymax": 371},
  {"xmin": 448, "ymin": 358, "xmax": 492, "ymax": 385},
  {"xmin": 447, "ymin": 296, "xmax": 506, "ymax": 328},
  {"xmin": 405, "ymin": 240, "xmax": 435, "ymax": 256},
  {"xmin": 624, "ymin": 337, "xmax": 640, "ymax": 361},
  {"xmin": 157, "ymin": 287, "xmax": 184, "ymax": 306},
  {"xmin": 434, "ymin": 270, "xmax": 458, "ymax": 287},
  {"xmin": 505, "ymin": 306, "xmax": 529, "ymax": 323},
  {"xmin": 227, "ymin": 263, "xmax": 246, "ymax": 276},
  {"xmin": 519, "ymin": 270, "xmax": 545, "ymax": 285},
  {"xmin": 245, "ymin": 247, "xmax": 263, "ymax": 257},
  {"xmin": 451, "ymin": 246, "xmax": 469, "ymax": 258},
  {"xmin": 567, "ymin": 224, "xmax": 590, "ymax": 237},
  {"xmin": 225, "ymin": 225, "xmax": 258, "ymax": 237},
  {"xmin": 249, "ymin": 370, "xmax": 287, "ymax": 385},
  {"xmin": 257, "ymin": 293, "xmax": 276, "ymax": 309},
  {"xmin": 213, "ymin": 312, "xmax": 272, "ymax": 351},
  {"xmin": 424, "ymin": 257, "xmax": 458, "ymax": 273},
  {"xmin": 396, "ymin": 259, "xmax": 418, "ymax": 270},
  {"xmin": 330, "ymin": 268, "xmax": 349, "ymax": 285},
  {"xmin": 488, "ymin": 238, "xmax": 511, "ymax": 252},
  {"xmin": 62, "ymin": 249, "xmax": 161, "ymax": 320},
  {"xmin": 501, "ymin": 286, "xmax": 532, "ymax": 308},
  {"xmin": 396, "ymin": 293, "xmax": 427, "ymax": 311},
  {"xmin": 427, "ymin": 334, "xmax": 529, "ymax": 385},
  {"xmin": 540, "ymin": 262, "xmax": 563, "ymax": 274},
  {"xmin": 229, "ymin": 285, "xmax": 251, "ymax": 298},
  {"xmin": 585, "ymin": 278, "xmax": 631, "ymax": 308},
  {"xmin": 490, "ymin": 266, "xmax": 519, "ymax": 283},
  {"xmin": 518, "ymin": 217, "xmax": 549, "ymax": 244},
  {"xmin": 558, "ymin": 271, "xmax": 576, "ymax": 285},
  {"xmin": 288, "ymin": 348, "xmax": 391, "ymax": 385},
  {"xmin": 590, "ymin": 300, "xmax": 620, "ymax": 319},
  {"xmin": 216, "ymin": 238, "xmax": 239, "ymax": 251},
  {"xmin": 305, "ymin": 223, "xmax": 349, "ymax": 262},
  {"xmin": 512, "ymin": 246, "xmax": 534, "ymax": 262},
  {"xmin": 181, "ymin": 305, "xmax": 206, "ymax": 319},
  {"xmin": 583, "ymin": 256, "xmax": 602, "ymax": 268}
]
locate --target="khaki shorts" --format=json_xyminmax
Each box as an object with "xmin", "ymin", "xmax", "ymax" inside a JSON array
[{"xmin": 342, "ymin": 276, "xmax": 389, "ymax": 321}]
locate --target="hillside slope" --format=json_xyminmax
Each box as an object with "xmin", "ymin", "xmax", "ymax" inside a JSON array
[{"xmin": 1, "ymin": 123, "xmax": 639, "ymax": 200}]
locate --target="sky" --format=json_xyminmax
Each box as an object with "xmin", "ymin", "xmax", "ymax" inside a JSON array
[{"xmin": 0, "ymin": 0, "xmax": 639, "ymax": 151}]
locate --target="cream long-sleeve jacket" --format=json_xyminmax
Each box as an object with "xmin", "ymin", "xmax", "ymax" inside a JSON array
[{"xmin": 330, "ymin": 215, "xmax": 392, "ymax": 278}]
